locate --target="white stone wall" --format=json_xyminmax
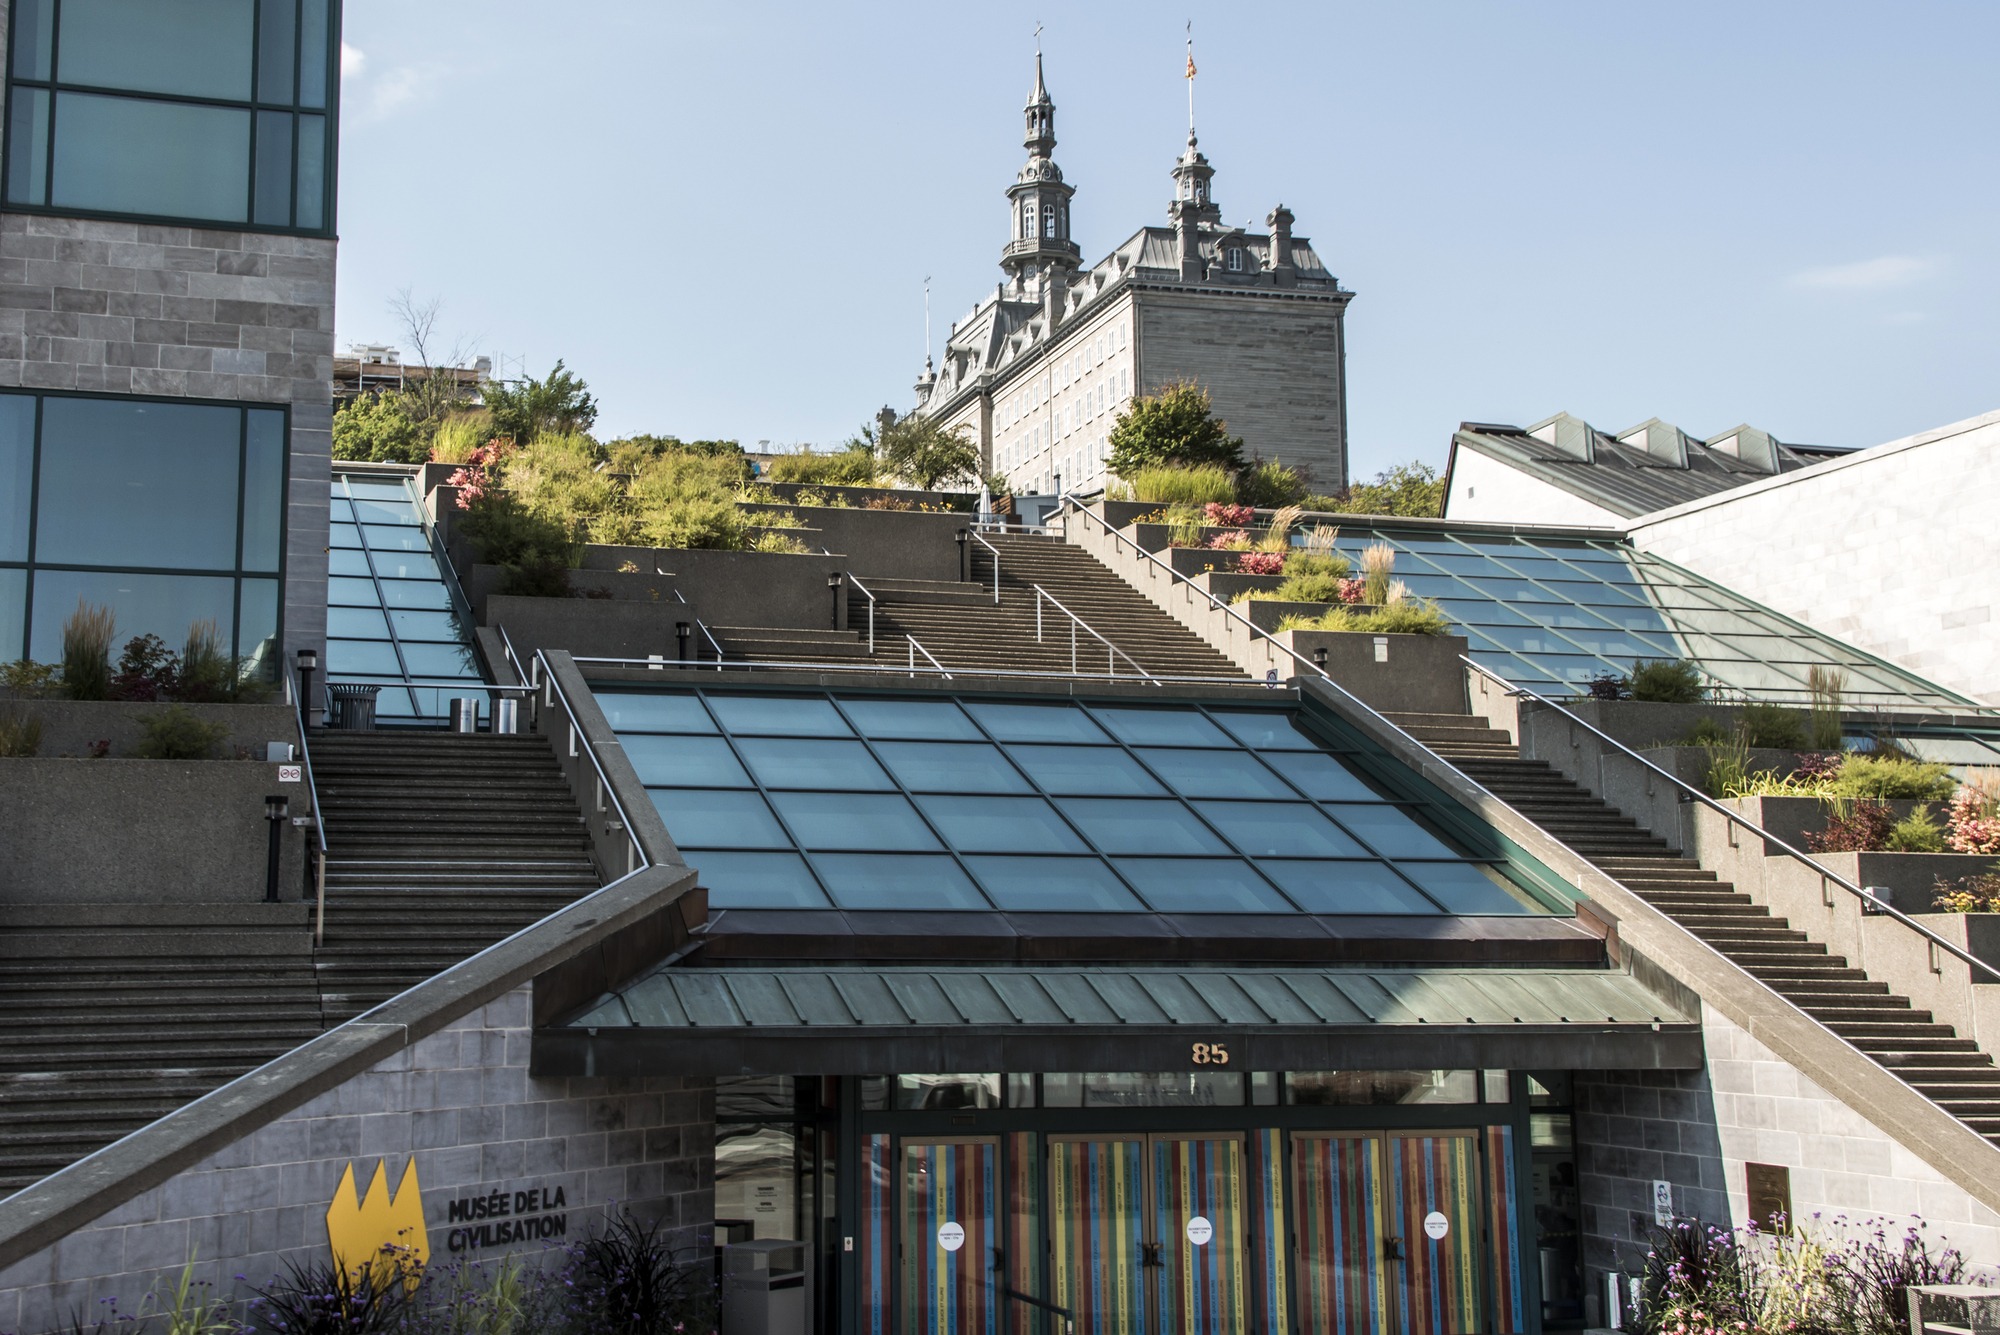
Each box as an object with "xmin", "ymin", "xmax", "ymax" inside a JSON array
[
  {"xmin": 1628, "ymin": 409, "xmax": 2000, "ymax": 705},
  {"xmin": 1442, "ymin": 444, "xmax": 1628, "ymax": 527}
]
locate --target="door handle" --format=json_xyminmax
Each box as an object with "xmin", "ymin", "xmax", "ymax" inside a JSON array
[
  {"xmin": 1384, "ymin": 1236, "xmax": 1406, "ymax": 1263},
  {"xmin": 1142, "ymin": 1242, "xmax": 1163, "ymax": 1268}
]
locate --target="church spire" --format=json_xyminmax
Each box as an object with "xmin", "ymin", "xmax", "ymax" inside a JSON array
[
  {"xmin": 1000, "ymin": 43, "xmax": 1080, "ymax": 295},
  {"xmin": 1170, "ymin": 31, "xmax": 1220, "ymax": 226}
]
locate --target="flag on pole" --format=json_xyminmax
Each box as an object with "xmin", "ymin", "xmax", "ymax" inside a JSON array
[{"xmin": 1186, "ymin": 50, "xmax": 1196, "ymax": 79}]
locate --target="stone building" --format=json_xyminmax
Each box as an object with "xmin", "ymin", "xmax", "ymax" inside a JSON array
[{"xmin": 913, "ymin": 56, "xmax": 1354, "ymax": 496}]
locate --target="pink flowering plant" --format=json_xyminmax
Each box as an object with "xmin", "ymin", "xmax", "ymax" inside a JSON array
[
  {"xmin": 1337, "ymin": 576, "xmax": 1366, "ymax": 605},
  {"xmin": 1946, "ymin": 774, "xmax": 2000, "ymax": 854},
  {"xmin": 1234, "ymin": 550, "xmax": 1285, "ymax": 575},
  {"xmin": 1203, "ymin": 501, "xmax": 1255, "ymax": 527}
]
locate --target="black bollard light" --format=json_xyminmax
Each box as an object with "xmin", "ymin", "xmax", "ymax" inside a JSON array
[
  {"xmin": 264, "ymin": 794, "xmax": 289, "ymax": 903},
  {"xmin": 676, "ymin": 622, "xmax": 691, "ymax": 668},
  {"xmin": 1313, "ymin": 647, "xmax": 1329, "ymax": 672},
  {"xmin": 828, "ymin": 573, "xmax": 843, "ymax": 630},
  {"xmin": 295, "ymin": 648, "xmax": 318, "ymax": 727}
]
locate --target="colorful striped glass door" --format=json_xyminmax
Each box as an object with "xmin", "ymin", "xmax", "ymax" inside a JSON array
[
  {"xmin": 1382, "ymin": 1133, "xmax": 1481, "ymax": 1335},
  {"xmin": 1049, "ymin": 1137, "xmax": 1148, "ymax": 1335},
  {"xmin": 1150, "ymin": 1135, "xmax": 1249, "ymax": 1335},
  {"xmin": 1291, "ymin": 1133, "xmax": 1387, "ymax": 1335},
  {"xmin": 899, "ymin": 1138, "xmax": 1000, "ymax": 1335}
]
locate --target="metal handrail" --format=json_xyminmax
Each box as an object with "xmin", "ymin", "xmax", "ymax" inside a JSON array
[
  {"xmin": 1032, "ymin": 583, "xmax": 1159, "ymax": 684},
  {"xmin": 1461, "ymin": 654, "xmax": 2000, "ymax": 987},
  {"xmin": 533, "ymin": 649, "xmax": 649, "ymax": 877},
  {"xmin": 496, "ymin": 623, "xmax": 530, "ymax": 688},
  {"xmin": 286, "ymin": 656, "xmax": 330, "ymax": 946},
  {"xmin": 906, "ymin": 636, "xmax": 952, "ymax": 679},
  {"xmin": 846, "ymin": 573, "xmax": 878, "ymax": 653},
  {"xmin": 966, "ymin": 527, "xmax": 1003, "ymax": 602},
  {"xmin": 571, "ymin": 653, "xmax": 1245, "ymax": 685},
  {"xmin": 668, "ymin": 588, "xmax": 727, "ymax": 668}
]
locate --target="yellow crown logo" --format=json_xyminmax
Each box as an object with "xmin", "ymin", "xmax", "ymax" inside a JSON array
[{"xmin": 326, "ymin": 1158, "xmax": 430, "ymax": 1290}]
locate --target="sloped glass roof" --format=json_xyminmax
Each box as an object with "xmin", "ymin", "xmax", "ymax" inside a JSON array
[
  {"xmin": 1299, "ymin": 526, "xmax": 1975, "ymax": 709},
  {"xmin": 326, "ymin": 470, "xmax": 484, "ymax": 720},
  {"xmin": 598, "ymin": 689, "xmax": 1562, "ymax": 918}
]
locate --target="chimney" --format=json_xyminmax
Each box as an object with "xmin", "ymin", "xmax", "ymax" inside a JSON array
[
  {"xmin": 1174, "ymin": 201, "xmax": 1203, "ymax": 281},
  {"xmin": 1266, "ymin": 205, "xmax": 1296, "ymax": 274},
  {"xmin": 1043, "ymin": 265, "xmax": 1068, "ymax": 329}
]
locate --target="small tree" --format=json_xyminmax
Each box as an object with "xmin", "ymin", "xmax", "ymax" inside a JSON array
[
  {"xmin": 332, "ymin": 390, "xmax": 428, "ymax": 463},
  {"xmin": 1106, "ymin": 380, "xmax": 1245, "ymax": 477},
  {"xmin": 485, "ymin": 360, "xmax": 599, "ymax": 442},
  {"xmin": 877, "ymin": 414, "xmax": 980, "ymax": 490},
  {"xmin": 1322, "ymin": 461, "xmax": 1445, "ymax": 517}
]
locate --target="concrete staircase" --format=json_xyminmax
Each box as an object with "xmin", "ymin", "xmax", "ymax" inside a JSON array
[
  {"xmin": 309, "ymin": 732, "xmax": 602, "ymax": 1024},
  {"xmin": 0, "ymin": 906, "xmax": 321, "ymax": 1193},
  {"xmin": 1391, "ymin": 710, "xmax": 2000, "ymax": 1146}
]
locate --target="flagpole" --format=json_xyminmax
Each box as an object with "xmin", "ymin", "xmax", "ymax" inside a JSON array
[{"xmin": 1185, "ymin": 21, "xmax": 1195, "ymax": 131}]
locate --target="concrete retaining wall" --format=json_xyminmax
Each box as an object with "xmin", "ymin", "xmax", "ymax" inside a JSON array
[
  {"xmin": 736, "ymin": 504, "xmax": 966, "ymax": 581},
  {"xmin": 0, "ymin": 699, "xmax": 297, "ymax": 761}
]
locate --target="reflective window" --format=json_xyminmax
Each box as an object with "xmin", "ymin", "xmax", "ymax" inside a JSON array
[{"xmin": 5, "ymin": 0, "xmax": 338, "ymax": 232}]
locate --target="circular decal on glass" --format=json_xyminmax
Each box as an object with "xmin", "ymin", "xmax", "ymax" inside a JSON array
[
  {"xmin": 938, "ymin": 1222, "xmax": 966, "ymax": 1252},
  {"xmin": 1186, "ymin": 1216, "xmax": 1214, "ymax": 1246},
  {"xmin": 1423, "ymin": 1211, "xmax": 1450, "ymax": 1241}
]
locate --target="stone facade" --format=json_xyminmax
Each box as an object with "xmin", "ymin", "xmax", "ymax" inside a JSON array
[
  {"xmin": 1578, "ymin": 1006, "xmax": 2000, "ymax": 1318},
  {"xmin": 0, "ymin": 987, "xmax": 714, "ymax": 1335},
  {"xmin": 1628, "ymin": 409, "xmax": 2000, "ymax": 706}
]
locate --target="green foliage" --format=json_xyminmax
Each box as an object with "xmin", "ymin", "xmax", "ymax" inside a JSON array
[
  {"xmin": 1627, "ymin": 658, "xmax": 1705, "ymax": 704},
  {"xmin": 133, "ymin": 706, "xmax": 230, "ymax": 760},
  {"xmin": 1738, "ymin": 701, "xmax": 1806, "ymax": 749},
  {"xmin": 1831, "ymin": 753, "xmax": 1957, "ymax": 801},
  {"xmin": 1269, "ymin": 570, "xmax": 1348, "ymax": 604},
  {"xmin": 877, "ymin": 414, "xmax": 981, "ymax": 490},
  {"xmin": 1680, "ymin": 716, "xmax": 1733, "ymax": 746},
  {"xmin": 1883, "ymin": 806, "xmax": 1946, "ymax": 853},
  {"xmin": 765, "ymin": 447, "xmax": 875, "ymax": 485},
  {"xmin": 456, "ymin": 488, "xmax": 578, "ymax": 596},
  {"xmin": 1359, "ymin": 542, "xmax": 1395, "ymax": 607},
  {"xmin": 332, "ymin": 391, "xmax": 429, "ymax": 464},
  {"xmin": 1285, "ymin": 547, "xmax": 1351, "ymax": 581},
  {"xmin": 0, "ymin": 703, "xmax": 41, "ymax": 757},
  {"xmin": 484, "ymin": 359, "xmax": 598, "ymax": 442},
  {"xmin": 748, "ymin": 530, "xmax": 810, "ymax": 554},
  {"xmin": 61, "ymin": 599, "xmax": 116, "ymax": 701},
  {"xmin": 1, "ymin": 658, "xmax": 59, "ymax": 696},
  {"xmin": 141, "ymin": 1256, "xmax": 239, "ymax": 1335},
  {"xmin": 1125, "ymin": 464, "xmax": 1238, "ymax": 505},
  {"xmin": 1279, "ymin": 599, "xmax": 1451, "ymax": 636},
  {"xmin": 639, "ymin": 494, "xmax": 750, "ymax": 551},
  {"xmin": 177, "ymin": 619, "xmax": 233, "ymax": 703},
  {"xmin": 1235, "ymin": 458, "xmax": 1308, "ymax": 507},
  {"xmin": 1808, "ymin": 665, "xmax": 1847, "ymax": 751},
  {"xmin": 1699, "ymin": 731, "xmax": 1754, "ymax": 799},
  {"xmin": 1107, "ymin": 380, "xmax": 1245, "ymax": 477},
  {"xmin": 1312, "ymin": 461, "xmax": 1446, "ymax": 517},
  {"xmin": 428, "ymin": 410, "xmax": 494, "ymax": 465},
  {"xmin": 604, "ymin": 434, "xmax": 743, "ymax": 464}
]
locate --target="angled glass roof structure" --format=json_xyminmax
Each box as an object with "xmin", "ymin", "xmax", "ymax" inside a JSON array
[
  {"xmin": 1297, "ymin": 525, "xmax": 1978, "ymax": 710},
  {"xmin": 326, "ymin": 469, "xmax": 485, "ymax": 721},
  {"xmin": 598, "ymin": 689, "xmax": 1567, "ymax": 918}
]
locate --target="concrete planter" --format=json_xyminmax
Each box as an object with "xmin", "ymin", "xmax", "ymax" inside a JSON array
[
  {"xmin": 736, "ymin": 503, "xmax": 967, "ymax": 581},
  {"xmin": 0, "ymin": 698, "xmax": 297, "ymax": 761},
  {"xmin": 1531, "ymin": 698, "xmax": 1842, "ymax": 755},
  {"xmin": 1271, "ymin": 630, "xmax": 1470, "ymax": 714},
  {"xmin": 1192, "ymin": 571, "xmax": 1286, "ymax": 602},
  {"xmin": 759, "ymin": 481, "xmax": 974, "ymax": 511},
  {"xmin": 0, "ymin": 757, "xmax": 306, "ymax": 904},
  {"xmin": 1720, "ymin": 794, "xmax": 1940, "ymax": 857},
  {"xmin": 1798, "ymin": 849, "xmax": 2000, "ymax": 915}
]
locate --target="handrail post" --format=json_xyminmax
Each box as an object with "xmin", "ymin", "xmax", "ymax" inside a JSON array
[
  {"xmin": 868, "ymin": 600, "xmax": 875, "ymax": 654},
  {"xmin": 1071, "ymin": 619, "xmax": 1077, "ymax": 674}
]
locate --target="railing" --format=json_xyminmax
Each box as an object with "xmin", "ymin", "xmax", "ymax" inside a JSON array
[
  {"xmin": 1033, "ymin": 583, "xmax": 1159, "ymax": 683},
  {"xmin": 497, "ymin": 623, "xmax": 530, "ymax": 688},
  {"xmin": 286, "ymin": 655, "xmax": 331, "ymax": 946},
  {"xmin": 966, "ymin": 527, "xmax": 1003, "ymax": 603},
  {"xmin": 533, "ymin": 650, "xmax": 649, "ymax": 877},
  {"xmin": 669, "ymin": 588, "xmax": 727, "ymax": 668},
  {"xmin": 906, "ymin": 636, "xmax": 952, "ymax": 679},
  {"xmin": 571, "ymin": 654, "xmax": 1246, "ymax": 686},
  {"xmin": 1461, "ymin": 654, "xmax": 2000, "ymax": 988},
  {"xmin": 847, "ymin": 573, "xmax": 879, "ymax": 653},
  {"xmin": 324, "ymin": 676, "xmax": 525, "ymax": 726}
]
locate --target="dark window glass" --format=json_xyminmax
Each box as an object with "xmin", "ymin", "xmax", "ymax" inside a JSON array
[
  {"xmin": 1007, "ymin": 743, "xmax": 1164, "ymax": 796},
  {"xmin": 253, "ymin": 109, "xmax": 292, "ymax": 226},
  {"xmin": 964, "ymin": 700, "xmax": 1109, "ymax": 743},
  {"xmin": 1135, "ymin": 748, "xmax": 1294, "ymax": 799},
  {"xmin": 12, "ymin": 0, "xmax": 54, "ymax": 78},
  {"xmin": 836, "ymin": 696, "xmax": 980, "ymax": 739},
  {"xmin": 359, "ymin": 524, "xmax": 428, "ymax": 552},
  {"xmin": 1057, "ymin": 798, "xmax": 1229, "ymax": 856},
  {"xmin": 238, "ymin": 576, "xmax": 277, "ymax": 673},
  {"xmin": 240, "ymin": 409, "xmax": 284, "ymax": 572},
  {"xmin": 708, "ymin": 694, "xmax": 851, "ymax": 737},
  {"xmin": 36, "ymin": 397, "xmax": 242, "ymax": 569},
  {"xmin": 915, "ymin": 794, "xmax": 1088, "ymax": 853},
  {"xmin": 593, "ymin": 693, "xmax": 716, "ymax": 733},
  {"xmin": 298, "ymin": 0, "xmax": 328, "ymax": 106},
  {"xmin": 959, "ymin": 855, "xmax": 1143, "ymax": 912},
  {"xmin": 0, "ymin": 569, "xmax": 25, "ymax": 660},
  {"xmin": 294, "ymin": 112, "xmax": 324, "ymax": 229},
  {"xmin": 1399, "ymin": 862, "xmax": 1537, "ymax": 914},
  {"xmin": 871, "ymin": 741, "xmax": 1030, "ymax": 794},
  {"xmin": 1324, "ymin": 803, "xmax": 1463, "ymax": 859},
  {"xmin": 690, "ymin": 851, "xmax": 830, "ymax": 910},
  {"xmin": 768, "ymin": 792, "xmax": 939, "ymax": 851},
  {"xmin": 326, "ymin": 638, "xmax": 400, "ymax": 674},
  {"xmin": 1286, "ymin": 1070, "xmax": 1476, "ymax": 1105},
  {"xmin": 52, "ymin": 93, "xmax": 250, "ymax": 222},
  {"xmin": 1196, "ymin": 801, "xmax": 1368, "ymax": 858},
  {"xmin": 256, "ymin": 0, "xmax": 296, "ymax": 102},
  {"xmin": 812, "ymin": 854, "xmax": 990, "ymax": 912},
  {"xmin": 5, "ymin": 88, "xmax": 49, "ymax": 204},
  {"xmin": 653, "ymin": 790, "xmax": 790, "ymax": 850},
  {"xmin": 1206, "ymin": 709, "xmax": 1321, "ymax": 750},
  {"xmin": 1091, "ymin": 705, "xmax": 1233, "ymax": 747},
  {"xmin": 0, "ymin": 395, "xmax": 34, "ymax": 561},
  {"xmin": 626, "ymin": 735, "xmax": 751, "ymax": 789},
  {"xmin": 388, "ymin": 609, "xmax": 463, "ymax": 640},
  {"xmin": 733, "ymin": 737, "xmax": 893, "ymax": 791},
  {"xmin": 1113, "ymin": 858, "xmax": 1292, "ymax": 913},
  {"xmin": 29, "ymin": 569, "xmax": 234, "ymax": 661},
  {"xmin": 1257, "ymin": 750, "xmax": 1384, "ymax": 802},
  {"xmin": 57, "ymin": 0, "xmax": 254, "ymax": 99},
  {"xmin": 398, "ymin": 642, "xmax": 475, "ymax": 677},
  {"xmin": 1260, "ymin": 861, "xmax": 1440, "ymax": 915}
]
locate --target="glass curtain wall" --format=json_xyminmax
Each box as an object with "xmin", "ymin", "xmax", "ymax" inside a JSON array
[
  {"xmin": 0, "ymin": 390, "xmax": 284, "ymax": 674},
  {"xmin": 5, "ymin": 0, "xmax": 337, "ymax": 231}
]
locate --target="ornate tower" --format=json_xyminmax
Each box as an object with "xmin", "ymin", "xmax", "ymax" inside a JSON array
[
  {"xmin": 1001, "ymin": 53, "xmax": 1081, "ymax": 295},
  {"xmin": 1169, "ymin": 128, "xmax": 1220, "ymax": 224}
]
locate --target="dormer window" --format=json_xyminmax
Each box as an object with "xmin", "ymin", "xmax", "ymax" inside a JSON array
[
  {"xmin": 1044, "ymin": 209, "xmax": 1057, "ymax": 239},
  {"xmin": 1227, "ymin": 247, "xmax": 1243, "ymax": 272},
  {"xmin": 1023, "ymin": 203, "xmax": 1036, "ymax": 238}
]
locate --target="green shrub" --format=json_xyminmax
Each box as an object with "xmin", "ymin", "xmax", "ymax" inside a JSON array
[
  {"xmin": 1627, "ymin": 658, "xmax": 1704, "ymax": 703},
  {"xmin": 1, "ymin": 659, "xmax": 58, "ymax": 696},
  {"xmin": 0, "ymin": 704, "xmax": 40, "ymax": 757},
  {"xmin": 177, "ymin": 619, "xmax": 234, "ymax": 703},
  {"xmin": 1680, "ymin": 716, "xmax": 1733, "ymax": 746},
  {"xmin": 428, "ymin": 409, "xmax": 493, "ymax": 464},
  {"xmin": 1284, "ymin": 548, "xmax": 1351, "ymax": 581},
  {"xmin": 1738, "ymin": 701, "xmax": 1806, "ymax": 749},
  {"xmin": 1829, "ymin": 753, "xmax": 1957, "ymax": 801},
  {"xmin": 765, "ymin": 449, "xmax": 875, "ymax": 485},
  {"xmin": 1278, "ymin": 599, "xmax": 1451, "ymax": 636},
  {"xmin": 1235, "ymin": 458, "xmax": 1308, "ymax": 508},
  {"xmin": 1269, "ymin": 571, "xmax": 1348, "ymax": 603},
  {"xmin": 133, "ymin": 706, "xmax": 230, "ymax": 760},
  {"xmin": 748, "ymin": 531, "xmax": 810, "ymax": 554},
  {"xmin": 1701, "ymin": 733, "xmax": 1754, "ymax": 798},
  {"xmin": 640, "ymin": 495, "xmax": 750, "ymax": 550},
  {"xmin": 61, "ymin": 600, "xmax": 116, "ymax": 701},
  {"xmin": 1883, "ymin": 806, "xmax": 1946, "ymax": 853},
  {"xmin": 1123, "ymin": 464, "xmax": 1237, "ymax": 505}
]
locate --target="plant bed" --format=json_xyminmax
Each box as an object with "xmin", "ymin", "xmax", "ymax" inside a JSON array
[
  {"xmin": 0, "ymin": 698, "xmax": 295, "ymax": 760},
  {"xmin": 759, "ymin": 481, "xmax": 975, "ymax": 510},
  {"xmin": 1272, "ymin": 630, "xmax": 1470, "ymax": 715},
  {"xmin": 1718, "ymin": 794, "xmax": 1936, "ymax": 853},
  {"xmin": 1192, "ymin": 571, "xmax": 1287, "ymax": 602},
  {"xmin": 1802, "ymin": 850, "xmax": 2000, "ymax": 915}
]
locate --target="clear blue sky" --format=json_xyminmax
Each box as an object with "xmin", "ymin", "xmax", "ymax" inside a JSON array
[{"xmin": 334, "ymin": 2, "xmax": 1999, "ymax": 479}]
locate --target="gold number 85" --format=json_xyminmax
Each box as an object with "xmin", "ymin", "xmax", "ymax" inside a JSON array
[{"xmin": 1192, "ymin": 1042, "xmax": 1230, "ymax": 1066}]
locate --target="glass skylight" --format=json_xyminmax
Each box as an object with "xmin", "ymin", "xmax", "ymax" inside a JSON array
[{"xmin": 597, "ymin": 689, "xmax": 1557, "ymax": 918}]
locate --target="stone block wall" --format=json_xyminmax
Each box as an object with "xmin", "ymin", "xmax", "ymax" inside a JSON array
[
  {"xmin": 0, "ymin": 987, "xmax": 714, "ymax": 1335},
  {"xmin": 1629, "ymin": 409, "xmax": 2000, "ymax": 706}
]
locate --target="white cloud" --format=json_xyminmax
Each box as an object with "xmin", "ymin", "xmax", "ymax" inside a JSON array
[
  {"xmin": 1789, "ymin": 255, "xmax": 1941, "ymax": 292},
  {"xmin": 365, "ymin": 66, "xmax": 425, "ymax": 120},
  {"xmin": 340, "ymin": 42, "xmax": 365, "ymax": 79}
]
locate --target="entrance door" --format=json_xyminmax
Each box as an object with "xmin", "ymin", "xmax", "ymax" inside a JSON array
[
  {"xmin": 1049, "ymin": 1136, "xmax": 1148, "ymax": 1335},
  {"xmin": 1150, "ymin": 1135, "xmax": 1248, "ymax": 1335},
  {"xmin": 1291, "ymin": 1132, "xmax": 1483, "ymax": 1335},
  {"xmin": 899, "ymin": 1138, "xmax": 1000, "ymax": 1335}
]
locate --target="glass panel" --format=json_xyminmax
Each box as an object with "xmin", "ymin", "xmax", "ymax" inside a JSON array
[
  {"xmin": 327, "ymin": 575, "xmax": 378, "ymax": 605},
  {"xmin": 373, "ymin": 579, "xmax": 451, "ymax": 610},
  {"xmin": 4, "ymin": 88, "xmax": 49, "ymax": 205},
  {"xmin": 689, "ymin": 851, "xmax": 829, "ymax": 909},
  {"xmin": 1047, "ymin": 1137, "xmax": 1149, "ymax": 1332},
  {"xmin": 328, "ymin": 522, "xmax": 361, "ymax": 548},
  {"xmin": 715, "ymin": 1121, "xmax": 796, "ymax": 1240},
  {"xmin": 255, "ymin": 0, "xmax": 296, "ymax": 102},
  {"xmin": 1113, "ymin": 858, "xmax": 1292, "ymax": 913},
  {"xmin": 894, "ymin": 1075, "xmax": 1000, "ymax": 1110},
  {"xmin": 294, "ymin": 112, "xmax": 324, "ymax": 229},
  {"xmin": 239, "ymin": 409, "xmax": 284, "ymax": 572},
  {"xmin": 592, "ymin": 692, "xmax": 716, "ymax": 733},
  {"xmin": 398, "ymin": 642, "xmax": 477, "ymax": 677},
  {"xmin": 0, "ymin": 394, "xmax": 34, "ymax": 561},
  {"xmin": 0, "ymin": 569, "xmax": 26, "ymax": 661},
  {"xmin": 836, "ymin": 695, "xmax": 980, "ymax": 739},
  {"xmin": 733, "ymin": 736, "xmax": 892, "ymax": 790},
  {"xmin": 57, "ymin": 0, "xmax": 255, "ymax": 99},
  {"xmin": 871, "ymin": 740, "xmax": 1030, "ymax": 793},
  {"xmin": 963, "ymin": 699, "xmax": 1108, "ymax": 743},
  {"xmin": 28, "ymin": 569, "xmax": 234, "ymax": 662},
  {"xmin": 298, "ymin": 0, "xmax": 329, "ymax": 106},
  {"xmin": 325, "ymin": 638, "xmax": 400, "ymax": 674},
  {"xmin": 1205, "ymin": 709, "xmax": 1321, "ymax": 750},
  {"xmin": 1007, "ymin": 743, "xmax": 1165, "ymax": 796},
  {"xmin": 36, "ymin": 398, "xmax": 243, "ymax": 569},
  {"xmin": 914, "ymin": 794, "xmax": 1088, "ymax": 853},
  {"xmin": 1196, "ymin": 801, "xmax": 1367, "ymax": 858},
  {"xmin": 252, "ymin": 109, "xmax": 292, "ymax": 226},
  {"xmin": 1090, "ymin": 705, "xmax": 1233, "ymax": 747},
  {"xmin": 236, "ymin": 576, "xmax": 277, "ymax": 676},
  {"xmin": 349, "ymin": 498, "xmax": 419, "ymax": 525},
  {"xmin": 52, "ymin": 93, "xmax": 250, "ymax": 223},
  {"xmin": 1135, "ymin": 747, "xmax": 1295, "ymax": 799},
  {"xmin": 812, "ymin": 854, "xmax": 989, "ymax": 911},
  {"xmin": 716, "ymin": 1074, "xmax": 794, "ymax": 1119},
  {"xmin": 360, "ymin": 524, "xmax": 428, "ymax": 551},
  {"xmin": 707, "ymin": 693, "xmax": 851, "ymax": 736},
  {"xmin": 961, "ymin": 855, "xmax": 1143, "ymax": 911},
  {"xmin": 1151, "ymin": 1136, "xmax": 1249, "ymax": 1331},
  {"xmin": 325, "ymin": 604, "xmax": 388, "ymax": 639},
  {"xmin": 653, "ymin": 790, "xmax": 790, "ymax": 850},
  {"xmin": 1324, "ymin": 803, "xmax": 1464, "ymax": 859},
  {"xmin": 1257, "ymin": 749, "xmax": 1384, "ymax": 801},
  {"xmin": 1047, "ymin": 1074, "xmax": 1244, "ymax": 1107},
  {"xmin": 1399, "ymin": 862, "xmax": 1540, "ymax": 915},
  {"xmin": 12, "ymin": 0, "xmax": 53, "ymax": 78},
  {"xmin": 1259, "ymin": 861, "xmax": 1440, "ymax": 914},
  {"xmin": 768, "ymin": 792, "xmax": 939, "ymax": 851},
  {"xmin": 1057, "ymin": 798, "xmax": 1229, "ymax": 855},
  {"xmin": 1287, "ymin": 1070, "xmax": 1477, "ymax": 1105},
  {"xmin": 388, "ymin": 608, "xmax": 464, "ymax": 640},
  {"xmin": 627, "ymin": 734, "xmax": 751, "ymax": 788}
]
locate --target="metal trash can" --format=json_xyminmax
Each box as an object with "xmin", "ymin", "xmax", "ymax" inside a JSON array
[
  {"xmin": 494, "ymin": 695, "xmax": 521, "ymax": 735},
  {"xmin": 449, "ymin": 697, "xmax": 479, "ymax": 733},
  {"xmin": 720, "ymin": 1239, "xmax": 805, "ymax": 1335},
  {"xmin": 325, "ymin": 683, "xmax": 380, "ymax": 731}
]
